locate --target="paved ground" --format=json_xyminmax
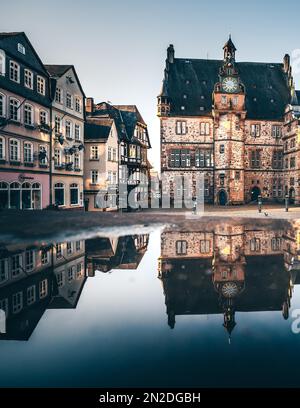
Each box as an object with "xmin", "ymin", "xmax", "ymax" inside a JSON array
[{"xmin": 0, "ymin": 205, "xmax": 298, "ymax": 244}]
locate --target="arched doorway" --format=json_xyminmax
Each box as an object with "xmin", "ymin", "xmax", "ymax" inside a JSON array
[
  {"xmin": 218, "ymin": 190, "xmax": 227, "ymax": 206},
  {"xmin": 289, "ymin": 187, "xmax": 295, "ymax": 204},
  {"xmin": 251, "ymin": 186, "xmax": 261, "ymax": 202}
]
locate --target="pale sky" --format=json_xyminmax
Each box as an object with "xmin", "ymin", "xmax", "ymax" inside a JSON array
[{"xmin": 2, "ymin": 0, "xmax": 300, "ymax": 171}]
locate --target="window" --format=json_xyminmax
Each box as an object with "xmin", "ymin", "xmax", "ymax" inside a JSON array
[
  {"xmin": 9, "ymin": 61, "xmax": 20, "ymax": 82},
  {"xmin": 56, "ymin": 243, "xmax": 62, "ymax": 259},
  {"xmin": 68, "ymin": 266, "xmax": 75, "ymax": 282},
  {"xmin": 41, "ymin": 249, "xmax": 49, "ymax": 265},
  {"xmin": 219, "ymin": 144, "xmax": 225, "ymax": 154},
  {"xmin": 108, "ymin": 147, "xmax": 112, "ymax": 161},
  {"xmin": 221, "ymin": 96, "xmax": 227, "ymax": 105},
  {"xmin": 36, "ymin": 112, "xmax": 46, "ymax": 128},
  {"xmin": 233, "ymin": 96, "xmax": 238, "ymax": 106},
  {"xmin": 272, "ymin": 151, "xmax": 283, "ymax": 169},
  {"xmin": 75, "ymin": 97, "xmax": 81, "ymax": 112},
  {"xmin": 24, "ymin": 104, "xmax": 33, "ymax": 125},
  {"xmin": 55, "ymin": 88, "xmax": 62, "ymax": 103},
  {"xmin": 74, "ymin": 124, "xmax": 80, "ymax": 140},
  {"xmin": 10, "ymin": 139, "xmax": 20, "ymax": 161},
  {"xmin": 24, "ymin": 69, "xmax": 33, "ymax": 89},
  {"xmin": 0, "ymin": 182, "xmax": 8, "ymax": 210},
  {"xmin": 169, "ymin": 149, "xmax": 191, "ymax": 167},
  {"xmin": 66, "ymin": 92, "xmax": 72, "ymax": 109},
  {"xmin": 12, "ymin": 292, "xmax": 23, "ymax": 314},
  {"xmin": 67, "ymin": 242, "xmax": 73, "ymax": 255},
  {"xmin": 55, "ymin": 116, "xmax": 61, "ymax": 134},
  {"xmin": 272, "ymin": 125, "xmax": 281, "ymax": 138},
  {"xmin": 39, "ymin": 279, "xmax": 48, "ymax": 299},
  {"xmin": 271, "ymin": 237, "xmax": 281, "ymax": 251},
  {"xmin": 91, "ymin": 170, "xmax": 99, "ymax": 184},
  {"xmin": 74, "ymin": 152, "xmax": 80, "ymax": 169},
  {"xmin": 54, "ymin": 148, "xmax": 61, "ymax": 166},
  {"xmin": 17, "ymin": 43, "xmax": 25, "ymax": 54},
  {"xmin": 90, "ymin": 146, "xmax": 99, "ymax": 160},
  {"xmin": 25, "ymin": 250, "xmax": 35, "ymax": 271},
  {"xmin": 9, "ymin": 182, "xmax": 21, "ymax": 209},
  {"xmin": 112, "ymin": 148, "xmax": 117, "ymax": 162},
  {"xmin": 54, "ymin": 183, "xmax": 65, "ymax": 206},
  {"xmin": 176, "ymin": 240, "xmax": 187, "ymax": 255},
  {"xmin": 200, "ymin": 122, "xmax": 210, "ymax": 135},
  {"xmin": 65, "ymin": 120, "xmax": 72, "ymax": 139},
  {"xmin": 290, "ymin": 138, "xmax": 296, "ymax": 149},
  {"xmin": 250, "ymin": 124, "xmax": 260, "ymax": 137},
  {"xmin": 24, "ymin": 142, "xmax": 33, "ymax": 163},
  {"xmin": 56, "ymin": 271, "xmax": 64, "ymax": 288},
  {"xmin": 76, "ymin": 262, "xmax": 83, "ymax": 279},
  {"xmin": 250, "ymin": 238, "xmax": 260, "ymax": 252},
  {"xmin": 0, "ymin": 93, "xmax": 5, "ymax": 117},
  {"xmin": 11, "ymin": 254, "xmax": 22, "ymax": 277},
  {"xmin": 195, "ymin": 149, "xmax": 213, "ymax": 167},
  {"xmin": 107, "ymin": 170, "xmax": 112, "ymax": 184},
  {"xmin": 250, "ymin": 150, "xmax": 260, "ymax": 168},
  {"xmin": 290, "ymin": 157, "xmax": 296, "ymax": 168},
  {"xmin": 0, "ymin": 50, "xmax": 6, "ymax": 76},
  {"xmin": 75, "ymin": 241, "xmax": 81, "ymax": 251},
  {"xmin": 70, "ymin": 183, "xmax": 79, "ymax": 205},
  {"xmin": 0, "ymin": 258, "xmax": 8, "ymax": 283},
  {"xmin": 27, "ymin": 286, "xmax": 36, "ymax": 305},
  {"xmin": 200, "ymin": 240, "xmax": 210, "ymax": 253},
  {"xmin": 37, "ymin": 76, "xmax": 45, "ymax": 95},
  {"xmin": 0, "ymin": 137, "xmax": 5, "ymax": 160},
  {"xmin": 176, "ymin": 121, "xmax": 187, "ymax": 135},
  {"xmin": 9, "ymin": 98, "xmax": 20, "ymax": 122}
]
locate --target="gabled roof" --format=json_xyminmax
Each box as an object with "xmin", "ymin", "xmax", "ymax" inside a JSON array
[
  {"xmin": 44, "ymin": 64, "xmax": 86, "ymax": 97},
  {"xmin": 163, "ymin": 57, "xmax": 291, "ymax": 120},
  {"xmin": 84, "ymin": 118, "xmax": 113, "ymax": 141},
  {"xmin": 0, "ymin": 31, "xmax": 48, "ymax": 76}
]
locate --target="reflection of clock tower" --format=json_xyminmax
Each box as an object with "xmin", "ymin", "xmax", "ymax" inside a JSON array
[{"xmin": 213, "ymin": 36, "xmax": 246, "ymax": 205}]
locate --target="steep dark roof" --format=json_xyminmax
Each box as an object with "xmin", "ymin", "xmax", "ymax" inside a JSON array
[
  {"xmin": 84, "ymin": 119, "xmax": 113, "ymax": 141},
  {"xmin": 0, "ymin": 32, "xmax": 23, "ymax": 38},
  {"xmin": 165, "ymin": 58, "xmax": 291, "ymax": 120},
  {"xmin": 44, "ymin": 64, "xmax": 73, "ymax": 77},
  {"xmin": 296, "ymin": 90, "xmax": 300, "ymax": 104},
  {"xmin": 45, "ymin": 64, "xmax": 86, "ymax": 98}
]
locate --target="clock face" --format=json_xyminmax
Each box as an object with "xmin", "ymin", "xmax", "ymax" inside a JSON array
[
  {"xmin": 221, "ymin": 282, "xmax": 239, "ymax": 298},
  {"xmin": 222, "ymin": 77, "xmax": 239, "ymax": 93}
]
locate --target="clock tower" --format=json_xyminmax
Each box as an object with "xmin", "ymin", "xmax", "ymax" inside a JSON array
[{"xmin": 213, "ymin": 36, "xmax": 246, "ymax": 205}]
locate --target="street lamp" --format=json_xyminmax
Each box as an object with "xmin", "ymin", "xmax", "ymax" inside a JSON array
[{"xmin": 258, "ymin": 195, "xmax": 262, "ymax": 213}]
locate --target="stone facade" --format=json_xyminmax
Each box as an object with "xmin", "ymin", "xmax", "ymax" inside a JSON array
[{"xmin": 158, "ymin": 37, "xmax": 299, "ymax": 205}]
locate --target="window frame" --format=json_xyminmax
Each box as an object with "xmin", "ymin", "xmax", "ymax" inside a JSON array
[{"xmin": 9, "ymin": 60, "xmax": 20, "ymax": 83}]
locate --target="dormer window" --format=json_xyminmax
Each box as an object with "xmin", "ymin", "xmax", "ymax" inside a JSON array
[
  {"xmin": 9, "ymin": 61, "xmax": 20, "ymax": 83},
  {"xmin": 183, "ymin": 94, "xmax": 187, "ymax": 99},
  {"xmin": 181, "ymin": 105, "xmax": 185, "ymax": 111},
  {"xmin": 17, "ymin": 43, "xmax": 25, "ymax": 55}
]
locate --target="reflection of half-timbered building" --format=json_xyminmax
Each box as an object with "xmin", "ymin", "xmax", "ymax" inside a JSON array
[
  {"xmin": 159, "ymin": 221, "xmax": 297, "ymax": 338},
  {"xmin": 0, "ymin": 239, "xmax": 86, "ymax": 340},
  {"xmin": 86, "ymin": 234, "xmax": 149, "ymax": 275}
]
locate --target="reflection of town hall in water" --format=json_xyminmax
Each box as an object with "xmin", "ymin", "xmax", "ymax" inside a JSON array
[
  {"xmin": 158, "ymin": 37, "xmax": 300, "ymax": 205},
  {"xmin": 159, "ymin": 221, "xmax": 300, "ymax": 338}
]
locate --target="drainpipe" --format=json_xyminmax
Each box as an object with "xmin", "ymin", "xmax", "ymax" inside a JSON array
[{"xmin": 49, "ymin": 106, "xmax": 53, "ymax": 207}]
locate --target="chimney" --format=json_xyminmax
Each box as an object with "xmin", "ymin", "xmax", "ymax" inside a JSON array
[
  {"xmin": 283, "ymin": 54, "xmax": 290, "ymax": 73},
  {"xmin": 85, "ymin": 97, "xmax": 94, "ymax": 114},
  {"xmin": 167, "ymin": 44, "xmax": 175, "ymax": 64}
]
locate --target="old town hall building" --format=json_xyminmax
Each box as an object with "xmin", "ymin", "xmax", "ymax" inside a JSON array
[{"xmin": 158, "ymin": 37, "xmax": 300, "ymax": 205}]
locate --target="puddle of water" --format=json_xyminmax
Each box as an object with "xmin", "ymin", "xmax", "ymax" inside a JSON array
[{"xmin": 1, "ymin": 218, "xmax": 300, "ymax": 387}]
